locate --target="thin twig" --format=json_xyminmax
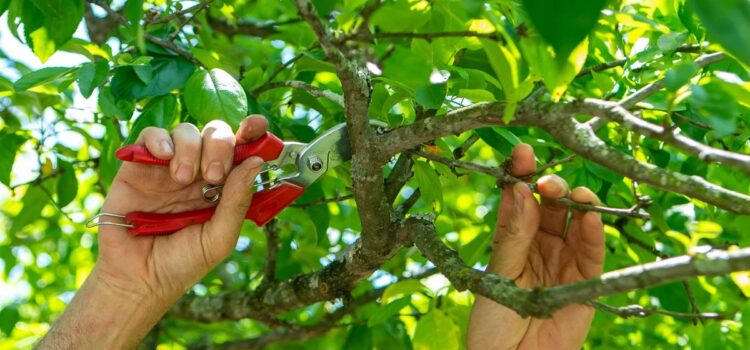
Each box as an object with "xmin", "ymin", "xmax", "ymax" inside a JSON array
[
  {"xmin": 452, "ymin": 134, "xmax": 480, "ymax": 159},
  {"xmin": 589, "ymin": 301, "xmax": 730, "ymax": 321},
  {"xmin": 290, "ymin": 193, "xmax": 354, "ymax": 208},
  {"xmin": 147, "ymin": 0, "xmax": 215, "ymax": 24},
  {"xmin": 619, "ymin": 52, "xmax": 726, "ymax": 109},
  {"xmin": 411, "ymin": 149, "xmax": 650, "ymax": 219},
  {"xmin": 253, "ymin": 81, "xmax": 345, "ymax": 106},
  {"xmin": 530, "ymin": 154, "xmax": 577, "ymax": 177},
  {"xmin": 89, "ymin": 0, "xmax": 203, "ymax": 66}
]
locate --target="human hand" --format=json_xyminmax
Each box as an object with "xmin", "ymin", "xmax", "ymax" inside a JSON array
[
  {"xmin": 37, "ymin": 116, "xmax": 270, "ymax": 349},
  {"xmin": 467, "ymin": 144, "xmax": 605, "ymax": 350},
  {"xmin": 96, "ymin": 116, "xmax": 269, "ymax": 303}
]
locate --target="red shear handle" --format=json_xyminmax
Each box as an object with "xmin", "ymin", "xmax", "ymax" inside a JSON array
[
  {"xmin": 124, "ymin": 183, "xmax": 305, "ymax": 235},
  {"xmin": 115, "ymin": 132, "xmax": 285, "ymax": 166}
]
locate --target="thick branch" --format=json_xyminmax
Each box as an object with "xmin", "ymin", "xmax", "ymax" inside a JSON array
[
  {"xmin": 379, "ymin": 100, "xmax": 750, "ymax": 214},
  {"xmin": 537, "ymin": 112, "xmax": 750, "ymax": 215},
  {"xmin": 295, "ymin": 0, "xmax": 394, "ymax": 250},
  {"xmin": 587, "ymin": 99, "xmax": 750, "ymax": 176},
  {"xmin": 170, "ymin": 217, "xmax": 424, "ymax": 322},
  {"xmin": 412, "ymin": 217, "xmax": 750, "ymax": 318}
]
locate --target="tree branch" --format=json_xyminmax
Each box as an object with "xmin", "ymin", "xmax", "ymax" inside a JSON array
[
  {"xmin": 345, "ymin": 31, "xmax": 502, "ymax": 44},
  {"xmin": 295, "ymin": 0, "xmax": 395, "ymax": 255},
  {"xmin": 253, "ymin": 80, "xmax": 345, "ymax": 106},
  {"xmin": 88, "ymin": 0, "xmax": 203, "ymax": 66},
  {"xmin": 589, "ymin": 301, "xmax": 729, "ymax": 321},
  {"xmin": 586, "ymin": 99, "xmax": 750, "ymax": 176},
  {"xmin": 169, "ymin": 217, "xmax": 425, "ymax": 322},
  {"xmin": 618, "ymin": 52, "xmax": 727, "ymax": 109},
  {"xmin": 537, "ymin": 110, "xmax": 750, "ymax": 215},
  {"xmin": 412, "ymin": 150, "xmax": 650, "ymax": 219},
  {"xmin": 412, "ymin": 217, "xmax": 750, "ymax": 318},
  {"xmin": 378, "ymin": 100, "xmax": 750, "ymax": 214}
]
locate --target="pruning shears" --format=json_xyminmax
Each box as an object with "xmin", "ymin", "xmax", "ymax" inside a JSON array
[{"xmin": 93, "ymin": 121, "xmax": 382, "ymax": 236}]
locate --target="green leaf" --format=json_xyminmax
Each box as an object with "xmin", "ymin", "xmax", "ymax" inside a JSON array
[
  {"xmin": 742, "ymin": 303, "xmax": 750, "ymax": 346},
  {"xmin": 13, "ymin": 66, "xmax": 76, "ymax": 91},
  {"xmin": 133, "ymin": 64, "xmax": 154, "ymax": 84},
  {"xmin": 382, "ymin": 279, "xmax": 430, "ymax": 302},
  {"xmin": 98, "ymin": 86, "xmax": 135, "ymax": 119},
  {"xmin": 56, "ymin": 160, "xmax": 78, "ymax": 207},
  {"xmin": 414, "ymin": 83, "xmax": 446, "ymax": 109},
  {"xmin": 691, "ymin": 0, "xmax": 750, "ymax": 67},
  {"xmin": 481, "ymin": 37, "xmax": 526, "ymax": 121},
  {"xmin": 343, "ymin": 324, "xmax": 372, "ymax": 349},
  {"xmin": 10, "ymin": 186, "xmax": 48, "ymax": 235},
  {"xmin": 306, "ymin": 204, "xmax": 330, "ymax": 246},
  {"xmin": 413, "ymin": 309, "xmax": 460, "ymax": 350},
  {"xmin": 0, "ymin": 0, "xmax": 10, "ymax": 17},
  {"xmin": 110, "ymin": 57, "xmax": 195, "ymax": 100},
  {"xmin": 414, "ymin": 160, "xmax": 443, "ymax": 211},
  {"xmin": 0, "ymin": 132, "xmax": 27, "ymax": 187},
  {"xmin": 125, "ymin": 0, "xmax": 145, "ymax": 52},
  {"xmin": 368, "ymin": 296, "xmax": 412, "ymax": 327},
  {"xmin": 184, "ymin": 68, "xmax": 248, "ymax": 128},
  {"xmin": 520, "ymin": 33, "xmax": 588, "ymax": 101},
  {"xmin": 475, "ymin": 127, "xmax": 515, "ymax": 155},
  {"xmin": 521, "ymin": 0, "xmax": 607, "ymax": 59},
  {"xmin": 663, "ymin": 62, "xmax": 698, "ymax": 91},
  {"xmin": 124, "ymin": 94, "xmax": 178, "ymax": 145},
  {"xmin": 287, "ymin": 123, "xmax": 317, "ymax": 143},
  {"xmin": 22, "ymin": 0, "xmax": 84, "ymax": 62},
  {"xmin": 657, "ymin": 32, "xmax": 688, "ymax": 52},
  {"xmin": 370, "ymin": 0, "xmax": 431, "ymax": 32},
  {"xmin": 77, "ymin": 61, "xmax": 110, "ymax": 98},
  {"xmin": 0, "ymin": 305, "xmax": 19, "ymax": 336},
  {"xmin": 99, "ymin": 119, "xmax": 122, "ymax": 190},
  {"xmin": 382, "ymin": 47, "xmax": 432, "ymax": 88},
  {"xmin": 459, "ymin": 232, "xmax": 493, "ymax": 265},
  {"xmin": 679, "ymin": 0, "xmax": 705, "ymax": 39}
]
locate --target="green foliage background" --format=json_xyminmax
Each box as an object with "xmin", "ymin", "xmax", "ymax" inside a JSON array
[{"xmin": 1, "ymin": 0, "xmax": 750, "ymax": 348}]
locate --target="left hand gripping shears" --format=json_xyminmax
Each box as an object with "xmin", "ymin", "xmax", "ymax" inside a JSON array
[{"xmin": 92, "ymin": 121, "xmax": 381, "ymax": 236}]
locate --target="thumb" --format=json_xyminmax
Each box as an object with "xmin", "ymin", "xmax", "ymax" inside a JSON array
[
  {"xmin": 202, "ymin": 156, "xmax": 265, "ymax": 263},
  {"xmin": 489, "ymin": 182, "xmax": 540, "ymax": 279}
]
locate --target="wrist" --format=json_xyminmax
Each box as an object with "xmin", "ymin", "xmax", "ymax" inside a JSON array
[{"xmin": 39, "ymin": 266, "xmax": 169, "ymax": 349}]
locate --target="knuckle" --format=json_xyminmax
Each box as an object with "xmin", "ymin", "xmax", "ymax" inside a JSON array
[{"xmin": 173, "ymin": 122, "xmax": 200, "ymax": 135}]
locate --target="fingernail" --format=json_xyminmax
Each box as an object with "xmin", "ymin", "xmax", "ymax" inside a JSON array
[
  {"xmin": 176, "ymin": 163, "xmax": 194, "ymax": 183},
  {"xmin": 206, "ymin": 162, "xmax": 225, "ymax": 182},
  {"xmin": 513, "ymin": 183, "xmax": 524, "ymax": 214},
  {"xmin": 160, "ymin": 140, "xmax": 174, "ymax": 155}
]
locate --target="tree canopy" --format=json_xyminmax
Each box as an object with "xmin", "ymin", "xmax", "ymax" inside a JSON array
[{"xmin": 2, "ymin": 0, "xmax": 750, "ymax": 348}]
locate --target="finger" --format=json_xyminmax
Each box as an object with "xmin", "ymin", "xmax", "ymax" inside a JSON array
[
  {"xmin": 489, "ymin": 182, "xmax": 540, "ymax": 279},
  {"xmin": 497, "ymin": 143, "xmax": 536, "ymax": 229},
  {"xmin": 202, "ymin": 156, "xmax": 265, "ymax": 264},
  {"xmin": 170, "ymin": 123, "xmax": 202, "ymax": 184},
  {"xmin": 568, "ymin": 187, "xmax": 605, "ymax": 278},
  {"xmin": 134, "ymin": 127, "xmax": 174, "ymax": 160},
  {"xmin": 570, "ymin": 186, "xmax": 601, "ymax": 219},
  {"xmin": 536, "ymin": 174, "xmax": 570, "ymax": 236},
  {"xmin": 236, "ymin": 115, "xmax": 269, "ymax": 144},
  {"xmin": 201, "ymin": 120, "xmax": 236, "ymax": 183}
]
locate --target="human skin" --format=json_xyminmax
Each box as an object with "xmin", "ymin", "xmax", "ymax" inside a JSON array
[
  {"xmin": 467, "ymin": 144, "xmax": 605, "ymax": 350},
  {"xmin": 38, "ymin": 116, "xmax": 269, "ymax": 349}
]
